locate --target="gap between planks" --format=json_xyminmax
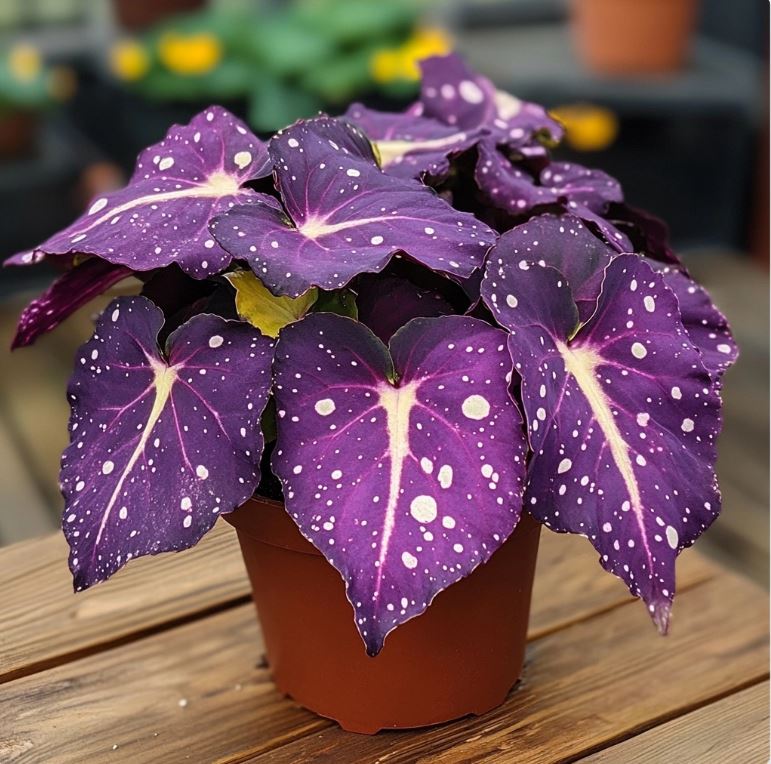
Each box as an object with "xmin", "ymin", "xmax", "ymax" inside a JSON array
[
  {"xmin": 2, "ymin": 568, "xmax": 764, "ymax": 764},
  {"xmin": 0, "ymin": 522, "xmax": 716, "ymax": 687}
]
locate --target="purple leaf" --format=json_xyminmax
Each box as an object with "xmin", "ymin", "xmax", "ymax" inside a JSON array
[
  {"xmin": 653, "ymin": 264, "xmax": 738, "ymax": 379},
  {"xmin": 482, "ymin": 254, "xmax": 722, "ymax": 632},
  {"xmin": 355, "ymin": 273, "xmax": 455, "ymax": 343},
  {"xmin": 492, "ymin": 213, "xmax": 615, "ymax": 322},
  {"xmin": 12, "ymin": 107, "xmax": 272, "ymax": 279},
  {"xmin": 60, "ymin": 296, "xmax": 274, "ymax": 590},
  {"xmin": 419, "ymin": 54, "xmax": 564, "ymax": 149},
  {"xmin": 211, "ymin": 117, "xmax": 495, "ymax": 298},
  {"xmin": 344, "ymin": 103, "xmax": 480, "ymax": 180},
  {"xmin": 607, "ymin": 203, "xmax": 681, "ymax": 265},
  {"xmin": 271, "ymin": 313, "xmax": 527, "ymax": 654},
  {"xmin": 12, "ymin": 259, "xmax": 132, "ymax": 349}
]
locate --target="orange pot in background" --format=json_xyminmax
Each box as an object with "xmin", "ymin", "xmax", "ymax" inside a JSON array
[
  {"xmin": 226, "ymin": 497, "xmax": 541, "ymax": 734},
  {"xmin": 571, "ymin": 0, "xmax": 698, "ymax": 75}
]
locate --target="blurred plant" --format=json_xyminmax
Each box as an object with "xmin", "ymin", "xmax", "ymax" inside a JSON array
[
  {"xmin": 107, "ymin": 0, "xmax": 443, "ymax": 131},
  {"xmin": 0, "ymin": 43, "xmax": 76, "ymax": 113}
]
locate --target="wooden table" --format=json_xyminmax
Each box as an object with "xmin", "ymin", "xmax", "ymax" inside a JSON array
[{"xmin": 1, "ymin": 522, "xmax": 768, "ymax": 763}]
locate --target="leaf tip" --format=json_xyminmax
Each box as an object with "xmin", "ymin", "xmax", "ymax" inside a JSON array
[{"xmin": 650, "ymin": 597, "xmax": 672, "ymax": 635}]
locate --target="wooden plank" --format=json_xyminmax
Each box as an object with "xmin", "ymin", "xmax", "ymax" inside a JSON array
[
  {"xmin": 0, "ymin": 605, "xmax": 328, "ymax": 764},
  {"xmin": 578, "ymin": 681, "xmax": 770, "ymax": 764},
  {"xmin": 0, "ymin": 519, "xmax": 714, "ymax": 685},
  {"xmin": 241, "ymin": 572, "xmax": 768, "ymax": 764},
  {"xmin": 0, "ymin": 521, "xmax": 249, "ymax": 684}
]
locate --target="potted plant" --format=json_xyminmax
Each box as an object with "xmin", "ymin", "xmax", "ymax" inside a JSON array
[{"xmin": 7, "ymin": 54, "xmax": 736, "ymax": 735}]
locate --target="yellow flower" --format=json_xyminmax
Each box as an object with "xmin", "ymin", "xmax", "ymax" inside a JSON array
[
  {"xmin": 549, "ymin": 104, "xmax": 619, "ymax": 152},
  {"xmin": 109, "ymin": 39, "xmax": 150, "ymax": 82},
  {"xmin": 400, "ymin": 27, "xmax": 453, "ymax": 80},
  {"xmin": 158, "ymin": 32, "xmax": 222, "ymax": 76},
  {"xmin": 370, "ymin": 27, "xmax": 453, "ymax": 84},
  {"xmin": 8, "ymin": 44, "xmax": 42, "ymax": 83},
  {"xmin": 370, "ymin": 49, "xmax": 402, "ymax": 84}
]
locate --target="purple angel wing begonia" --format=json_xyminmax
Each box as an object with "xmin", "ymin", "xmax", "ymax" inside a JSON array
[
  {"xmin": 344, "ymin": 103, "xmax": 480, "ymax": 180},
  {"xmin": 11, "ymin": 107, "xmax": 272, "ymax": 278},
  {"xmin": 653, "ymin": 264, "xmax": 738, "ymax": 380},
  {"xmin": 419, "ymin": 54, "xmax": 564, "ymax": 150},
  {"xmin": 211, "ymin": 117, "xmax": 496, "ymax": 298},
  {"xmin": 490, "ymin": 214, "xmax": 615, "ymax": 323},
  {"xmin": 61, "ymin": 296, "xmax": 273, "ymax": 590},
  {"xmin": 482, "ymin": 254, "xmax": 722, "ymax": 632},
  {"xmin": 271, "ymin": 313, "xmax": 527, "ymax": 655},
  {"xmin": 12, "ymin": 259, "xmax": 133, "ymax": 348}
]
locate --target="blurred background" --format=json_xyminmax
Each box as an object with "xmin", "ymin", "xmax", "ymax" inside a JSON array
[{"xmin": 0, "ymin": 0, "xmax": 767, "ymax": 583}]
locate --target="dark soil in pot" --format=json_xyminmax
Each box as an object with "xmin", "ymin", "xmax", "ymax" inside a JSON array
[{"xmin": 226, "ymin": 496, "xmax": 541, "ymax": 734}]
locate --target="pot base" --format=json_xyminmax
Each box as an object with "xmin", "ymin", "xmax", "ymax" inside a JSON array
[{"xmin": 227, "ymin": 498, "xmax": 540, "ymax": 734}]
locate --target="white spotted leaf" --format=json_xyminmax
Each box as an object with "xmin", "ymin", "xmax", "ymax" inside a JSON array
[
  {"xmin": 61, "ymin": 296, "xmax": 273, "ymax": 590},
  {"xmin": 210, "ymin": 117, "xmax": 495, "ymax": 298},
  {"xmin": 271, "ymin": 313, "xmax": 527, "ymax": 654},
  {"xmin": 482, "ymin": 253, "xmax": 722, "ymax": 632},
  {"xmin": 10, "ymin": 107, "xmax": 272, "ymax": 278}
]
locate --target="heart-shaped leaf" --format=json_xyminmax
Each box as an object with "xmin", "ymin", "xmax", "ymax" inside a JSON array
[
  {"xmin": 225, "ymin": 270, "xmax": 318, "ymax": 338},
  {"xmin": 61, "ymin": 296, "xmax": 274, "ymax": 590},
  {"xmin": 489, "ymin": 214, "xmax": 614, "ymax": 323},
  {"xmin": 482, "ymin": 254, "xmax": 722, "ymax": 632},
  {"xmin": 419, "ymin": 54, "xmax": 564, "ymax": 149},
  {"xmin": 211, "ymin": 117, "xmax": 495, "ymax": 298},
  {"xmin": 271, "ymin": 313, "xmax": 527, "ymax": 654},
  {"xmin": 12, "ymin": 106, "xmax": 272, "ymax": 278},
  {"xmin": 345, "ymin": 103, "xmax": 479, "ymax": 180},
  {"xmin": 12, "ymin": 258, "xmax": 133, "ymax": 349}
]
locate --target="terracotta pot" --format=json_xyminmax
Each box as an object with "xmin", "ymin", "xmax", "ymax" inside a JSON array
[
  {"xmin": 571, "ymin": 0, "xmax": 698, "ymax": 75},
  {"xmin": 112, "ymin": 0, "xmax": 206, "ymax": 30},
  {"xmin": 226, "ymin": 496, "xmax": 541, "ymax": 734}
]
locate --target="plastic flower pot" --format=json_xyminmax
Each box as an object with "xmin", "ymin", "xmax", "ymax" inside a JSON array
[
  {"xmin": 226, "ymin": 496, "xmax": 541, "ymax": 734},
  {"xmin": 571, "ymin": 0, "xmax": 698, "ymax": 75}
]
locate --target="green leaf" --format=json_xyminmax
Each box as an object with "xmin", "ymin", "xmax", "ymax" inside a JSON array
[
  {"xmin": 312, "ymin": 289, "xmax": 358, "ymax": 319},
  {"xmin": 225, "ymin": 270, "xmax": 318, "ymax": 338}
]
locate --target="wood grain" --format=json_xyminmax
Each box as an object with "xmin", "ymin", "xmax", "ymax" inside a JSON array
[
  {"xmin": 240, "ymin": 572, "xmax": 768, "ymax": 764},
  {"xmin": 0, "ymin": 605, "xmax": 326, "ymax": 764},
  {"xmin": 578, "ymin": 681, "xmax": 770, "ymax": 764},
  {"xmin": 0, "ymin": 521, "xmax": 249, "ymax": 684},
  {"xmin": 0, "ymin": 519, "xmax": 713, "ymax": 685},
  {"xmin": 0, "ymin": 560, "xmax": 763, "ymax": 763}
]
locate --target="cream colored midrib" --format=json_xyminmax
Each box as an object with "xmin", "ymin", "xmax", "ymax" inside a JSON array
[
  {"xmin": 74, "ymin": 172, "xmax": 242, "ymax": 236},
  {"xmin": 373, "ymin": 381, "xmax": 419, "ymax": 598},
  {"xmin": 375, "ymin": 132, "xmax": 468, "ymax": 166},
  {"xmin": 94, "ymin": 362, "xmax": 178, "ymax": 546},
  {"xmin": 557, "ymin": 342, "xmax": 652, "ymax": 559}
]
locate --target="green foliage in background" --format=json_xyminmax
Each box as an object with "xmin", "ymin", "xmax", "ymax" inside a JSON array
[
  {"xmin": 109, "ymin": 0, "xmax": 450, "ymax": 131},
  {"xmin": 0, "ymin": 44, "xmax": 74, "ymax": 113}
]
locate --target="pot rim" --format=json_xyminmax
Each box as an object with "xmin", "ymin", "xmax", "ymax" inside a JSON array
[{"xmin": 224, "ymin": 494, "xmax": 324, "ymax": 557}]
